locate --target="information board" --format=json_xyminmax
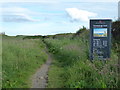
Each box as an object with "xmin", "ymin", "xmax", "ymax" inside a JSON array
[{"xmin": 90, "ymin": 19, "xmax": 112, "ymax": 60}]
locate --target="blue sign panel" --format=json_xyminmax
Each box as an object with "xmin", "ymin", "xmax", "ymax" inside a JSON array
[{"xmin": 90, "ymin": 19, "xmax": 112, "ymax": 60}]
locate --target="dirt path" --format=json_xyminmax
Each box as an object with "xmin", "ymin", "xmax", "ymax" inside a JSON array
[{"xmin": 31, "ymin": 48, "xmax": 52, "ymax": 88}]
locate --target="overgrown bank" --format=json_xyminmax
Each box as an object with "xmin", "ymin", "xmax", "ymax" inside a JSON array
[{"xmin": 44, "ymin": 29, "xmax": 119, "ymax": 88}]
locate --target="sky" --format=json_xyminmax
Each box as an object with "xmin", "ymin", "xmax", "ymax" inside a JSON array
[
  {"xmin": 94, "ymin": 28, "xmax": 107, "ymax": 33},
  {"xmin": 0, "ymin": 0, "xmax": 119, "ymax": 36}
]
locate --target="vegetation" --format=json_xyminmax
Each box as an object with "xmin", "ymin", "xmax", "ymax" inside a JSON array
[
  {"xmin": 112, "ymin": 21, "xmax": 120, "ymax": 54},
  {"xmin": 2, "ymin": 35, "xmax": 48, "ymax": 88},
  {"xmin": 0, "ymin": 35, "xmax": 2, "ymax": 88},
  {"xmin": 22, "ymin": 35, "xmax": 43, "ymax": 40},
  {"xmin": 1, "ymin": 20, "xmax": 119, "ymax": 88},
  {"xmin": 112, "ymin": 21, "xmax": 120, "ymax": 42},
  {"xmin": 44, "ymin": 28, "xmax": 119, "ymax": 88}
]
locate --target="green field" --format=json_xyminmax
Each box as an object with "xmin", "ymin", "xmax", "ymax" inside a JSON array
[
  {"xmin": 2, "ymin": 36, "xmax": 48, "ymax": 88},
  {"xmin": 1, "ymin": 21, "xmax": 120, "ymax": 88}
]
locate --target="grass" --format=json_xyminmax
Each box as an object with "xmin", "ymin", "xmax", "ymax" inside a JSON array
[
  {"xmin": 0, "ymin": 35, "xmax": 2, "ymax": 89},
  {"xmin": 2, "ymin": 35, "xmax": 48, "ymax": 88},
  {"xmin": 1, "ymin": 28, "xmax": 119, "ymax": 88},
  {"xmin": 44, "ymin": 30, "xmax": 119, "ymax": 88}
]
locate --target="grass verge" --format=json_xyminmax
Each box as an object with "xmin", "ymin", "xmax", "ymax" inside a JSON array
[
  {"xmin": 45, "ymin": 35, "xmax": 119, "ymax": 88},
  {"xmin": 2, "ymin": 36, "xmax": 48, "ymax": 88}
]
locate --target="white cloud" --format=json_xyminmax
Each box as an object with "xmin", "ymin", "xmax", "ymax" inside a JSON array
[
  {"xmin": 0, "ymin": 0, "xmax": 59, "ymax": 3},
  {"xmin": 1, "ymin": 7, "xmax": 38, "ymax": 15},
  {"xmin": 62, "ymin": 0, "xmax": 119, "ymax": 2},
  {"xmin": 1, "ymin": 7, "xmax": 40, "ymax": 22},
  {"xmin": 2, "ymin": 14, "xmax": 39, "ymax": 22},
  {"xmin": 65, "ymin": 8, "xmax": 97, "ymax": 22},
  {"xmin": 0, "ymin": 0, "xmax": 119, "ymax": 3}
]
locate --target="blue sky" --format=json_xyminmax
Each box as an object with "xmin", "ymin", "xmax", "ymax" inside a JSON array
[
  {"xmin": 0, "ymin": 0, "xmax": 119, "ymax": 36},
  {"xmin": 94, "ymin": 28, "xmax": 107, "ymax": 33}
]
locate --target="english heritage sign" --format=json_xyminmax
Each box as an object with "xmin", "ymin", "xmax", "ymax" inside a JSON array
[{"xmin": 90, "ymin": 19, "xmax": 112, "ymax": 60}]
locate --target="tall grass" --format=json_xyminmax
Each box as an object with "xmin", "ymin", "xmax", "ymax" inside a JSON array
[
  {"xmin": 44, "ymin": 31, "xmax": 119, "ymax": 88},
  {"xmin": 0, "ymin": 35, "xmax": 2, "ymax": 89},
  {"xmin": 2, "ymin": 36, "xmax": 48, "ymax": 88}
]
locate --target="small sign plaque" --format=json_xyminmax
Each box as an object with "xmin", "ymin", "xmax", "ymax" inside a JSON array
[{"xmin": 90, "ymin": 19, "xmax": 112, "ymax": 60}]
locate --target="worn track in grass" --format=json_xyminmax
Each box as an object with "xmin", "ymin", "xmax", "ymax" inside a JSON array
[{"xmin": 31, "ymin": 47, "xmax": 52, "ymax": 88}]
